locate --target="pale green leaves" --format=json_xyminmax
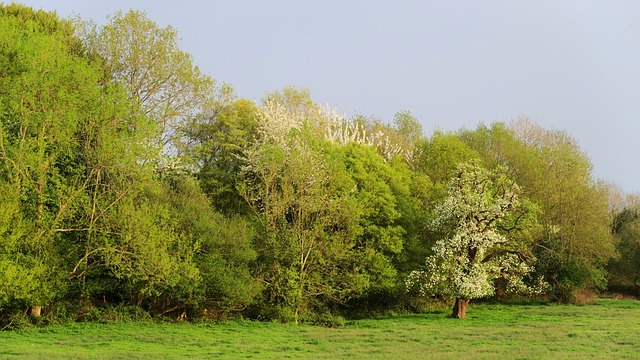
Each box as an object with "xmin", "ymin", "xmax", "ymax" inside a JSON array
[{"xmin": 76, "ymin": 9, "xmax": 233, "ymax": 150}]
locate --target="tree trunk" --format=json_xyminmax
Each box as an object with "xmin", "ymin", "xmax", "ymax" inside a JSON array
[
  {"xmin": 30, "ymin": 306, "xmax": 42, "ymax": 318},
  {"xmin": 451, "ymin": 298, "xmax": 469, "ymax": 319}
]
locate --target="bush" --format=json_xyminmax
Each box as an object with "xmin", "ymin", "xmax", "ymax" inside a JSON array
[
  {"xmin": 301, "ymin": 312, "xmax": 346, "ymax": 327},
  {"xmin": 1, "ymin": 312, "xmax": 33, "ymax": 331},
  {"xmin": 570, "ymin": 289, "xmax": 598, "ymax": 306},
  {"xmin": 77, "ymin": 305, "xmax": 152, "ymax": 323},
  {"xmin": 245, "ymin": 303, "xmax": 296, "ymax": 323}
]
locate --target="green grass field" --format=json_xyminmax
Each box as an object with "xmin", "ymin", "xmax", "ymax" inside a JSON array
[{"xmin": 1, "ymin": 299, "xmax": 639, "ymax": 359}]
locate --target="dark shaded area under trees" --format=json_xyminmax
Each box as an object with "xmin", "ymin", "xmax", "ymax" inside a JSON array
[{"xmin": 0, "ymin": 4, "xmax": 637, "ymax": 327}]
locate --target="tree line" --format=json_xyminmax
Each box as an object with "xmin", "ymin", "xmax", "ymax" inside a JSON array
[{"xmin": 1, "ymin": 5, "xmax": 638, "ymax": 325}]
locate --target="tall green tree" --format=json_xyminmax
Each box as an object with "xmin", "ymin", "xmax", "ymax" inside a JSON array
[
  {"xmin": 160, "ymin": 173, "xmax": 259, "ymax": 315},
  {"xmin": 393, "ymin": 111, "xmax": 423, "ymax": 153},
  {"xmin": 240, "ymin": 109, "xmax": 366, "ymax": 322},
  {"xmin": 76, "ymin": 9, "xmax": 234, "ymax": 150},
  {"xmin": 341, "ymin": 143, "xmax": 407, "ymax": 297},
  {"xmin": 417, "ymin": 130, "xmax": 480, "ymax": 186},
  {"xmin": 89, "ymin": 171, "xmax": 259, "ymax": 316},
  {"xmin": 0, "ymin": 5, "xmax": 154, "ymax": 314},
  {"xmin": 0, "ymin": 6, "xmax": 241, "ymax": 321}
]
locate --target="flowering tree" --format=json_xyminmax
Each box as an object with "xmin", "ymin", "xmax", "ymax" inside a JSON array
[
  {"xmin": 260, "ymin": 87, "xmax": 414, "ymax": 163},
  {"xmin": 239, "ymin": 100, "xmax": 369, "ymax": 323},
  {"xmin": 407, "ymin": 161, "xmax": 542, "ymax": 318}
]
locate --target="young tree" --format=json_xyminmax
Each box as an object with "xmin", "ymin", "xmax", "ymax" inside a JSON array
[
  {"xmin": 407, "ymin": 162, "xmax": 540, "ymax": 318},
  {"xmin": 240, "ymin": 99, "xmax": 369, "ymax": 323},
  {"xmin": 76, "ymin": 9, "xmax": 233, "ymax": 150},
  {"xmin": 416, "ymin": 131, "xmax": 480, "ymax": 186},
  {"xmin": 0, "ymin": 6, "xmax": 222, "ymax": 320}
]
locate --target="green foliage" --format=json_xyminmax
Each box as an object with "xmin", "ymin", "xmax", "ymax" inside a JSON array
[
  {"xmin": 76, "ymin": 9, "xmax": 234, "ymax": 149},
  {"xmin": 0, "ymin": 181, "xmax": 37, "ymax": 306},
  {"xmin": 163, "ymin": 174, "xmax": 259, "ymax": 312},
  {"xmin": 393, "ymin": 110, "xmax": 423, "ymax": 152},
  {"xmin": 262, "ymin": 87, "xmax": 320, "ymax": 119},
  {"xmin": 345, "ymin": 146, "xmax": 403, "ymax": 244},
  {"xmin": 182, "ymin": 99, "xmax": 259, "ymax": 214},
  {"xmin": 300, "ymin": 311, "xmax": 346, "ymax": 327},
  {"xmin": 240, "ymin": 123, "xmax": 367, "ymax": 322},
  {"xmin": 0, "ymin": 3, "xmax": 79, "ymax": 51},
  {"xmin": 0, "ymin": 3, "xmax": 631, "ymax": 327},
  {"xmin": 341, "ymin": 144, "xmax": 408, "ymax": 295},
  {"xmin": 77, "ymin": 305, "xmax": 153, "ymax": 324},
  {"xmin": 0, "ymin": 4, "xmax": 135, "ymax": 309},
  {"xmin": 458, "ymin": 120, "xmax": 615, "ymax": 300},
  {"xmin": 81, "ymin": 171, "xmax": 259, "ymax": 316},
  {"xmin": 416, "ymin": 130, "xmax": 480, "ymax": 186},
  {"xmin": 608, "ymin": 205, "xmax": 640, "ymax": 293},
  {"xmin": 0, "ymin": 5, "xmax": 255, "ymax": 323},
  {"xmin": 97, "ymin": 180, "xmax": 201, "ymax": 311}
]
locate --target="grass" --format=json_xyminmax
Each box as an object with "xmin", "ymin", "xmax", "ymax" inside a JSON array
[{"xmin": 1, "ymin": 299, "xmax": 640, "ymax": 359}]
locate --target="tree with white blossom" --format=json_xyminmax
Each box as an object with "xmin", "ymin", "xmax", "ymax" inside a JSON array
[
  {"xmin": 239, "ymin": 99, "xmax": 370, "ymax": 323},
  {"xmin": 407, "ymin": 161, "xmax": 543, "ymax": 318}
]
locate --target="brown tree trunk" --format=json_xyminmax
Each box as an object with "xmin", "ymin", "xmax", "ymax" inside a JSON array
[
  {"xmin": 451, "ymin": 298, "xmax": 469, "ymax": 319},
  {"xmin": 30, "ymin": 306, "xmax": 42, "ymax": 318}
]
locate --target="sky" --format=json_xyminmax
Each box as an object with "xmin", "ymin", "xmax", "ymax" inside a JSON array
[{"xmin": 12, "ymin": 0, "xmax": 640, "ymax": 193}]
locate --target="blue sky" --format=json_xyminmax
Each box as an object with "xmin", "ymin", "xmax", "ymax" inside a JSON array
[{"xmin": 14, "ymin": 0, "xmax": 640, "ymax": 193}]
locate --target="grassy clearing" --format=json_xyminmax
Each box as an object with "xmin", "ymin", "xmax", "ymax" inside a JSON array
[{"xmin": 1, "ymin": 299, "xmax": 639, "ymax": 359}]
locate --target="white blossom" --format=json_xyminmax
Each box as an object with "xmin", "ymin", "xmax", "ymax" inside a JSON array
[
  {"xmin": 251, "ymin": 99, "xmax": 413, "ymax": 171},
  {"xmin": 407, "ymin": 162, "xmax": 546, "ymax": 300},
  {"xmin": 257, "ymin": 100, "xmax": 304, "ymax": 149}
]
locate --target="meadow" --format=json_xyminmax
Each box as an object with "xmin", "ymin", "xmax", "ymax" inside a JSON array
[{"xmin": 1, "ymin": 299, "xmax": 639, "ymax": 359}]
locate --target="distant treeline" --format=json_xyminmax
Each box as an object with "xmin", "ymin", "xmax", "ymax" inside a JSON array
[{"xmin": 1, "ymin": 4, "xmax": 638, "ymax": 327}]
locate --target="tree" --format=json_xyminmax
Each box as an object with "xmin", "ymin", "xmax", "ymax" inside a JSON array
[
  {"xmin": 262, "ymin": 87, "xmax": 322, "ymax": 125},
  {"xmin": 393, "ymin": 110, "xmax": 423, "ymax": 154},
  {"xmin": 0, "ymin": 180, "xmax": 42, "ymax": 312},
  {"xmin": 341, "ymin": 143, "xmax": 407, "ymax": 297},
  {"xmin": 407, "ymin": 162, "xmax": 540, "ymax": 318},
  {"xmin": 0, "ymin": 4, "xmax": 80, "ymax": 52},
  {"xmin": 76, "ymin": 9, "xmax": 234, "ymax": 150},
  {"xmin": 160, "ymin": 173, "xmax": 259, "ymax": 315},
  {"xmin": 241, "ymin": 138, "xmax": 366, "ymax": 322},
  {"xmin": 0, "ymin": 5, "xmax": 146, "ymax": 314},
  {"xmin": 607, "ymin": 192, "xmax": 640, "ymax": 294},
  {"xmin": 0, "ymin": 6, "xmax": 226, "ymax": 321},
  {"xmin": 240, "ymin": 100, "xmax": 368, "ymax": 323},
  {"xmin": 417, "ymin": 130, "xmax": 479, "ymax": 186},
  {"xmin": 181, "ymin": 98, "xmax": 260, "ymax": 214},
  {"xmin": 458, "ymin": 120, "xmax": 615, "ymax": 301},
  {"xmin": 95, "ymin": 172, "xmax": 259, "ymax": 316}
]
